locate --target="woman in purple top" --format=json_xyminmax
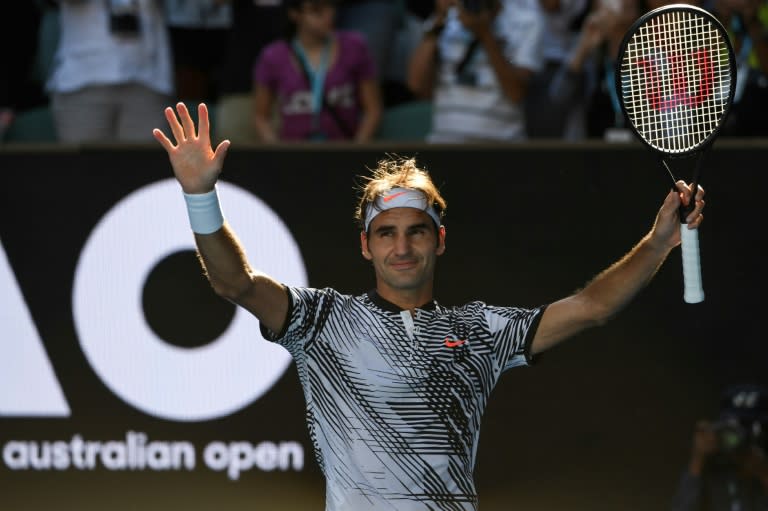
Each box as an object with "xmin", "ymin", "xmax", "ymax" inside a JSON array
[{"xmin": 253, "ymin": 0, "xmax": 382, "ymax": 142}]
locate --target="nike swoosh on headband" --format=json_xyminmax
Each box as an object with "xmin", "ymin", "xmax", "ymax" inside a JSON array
[{"xmin": 364, "ymin": 188, "xmax": 441, "ymax": 232}]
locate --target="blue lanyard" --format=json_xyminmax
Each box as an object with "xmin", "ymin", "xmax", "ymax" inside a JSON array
[
  {"xmin": 730, "ymin": 15, "xmax": 753, "ymax": 67},
  {"xmin": 291, "ymin": 38, "xmax": 332, "ymax": 115},
  {"xmin": 604, "ymin": 59, "xmax": 623, "ymax": 127},
  {"xmin": 726, "ymin": 16, "xmax": 754, "ymax": 103}
]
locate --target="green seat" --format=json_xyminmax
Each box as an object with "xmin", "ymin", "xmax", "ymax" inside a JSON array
[
  {"xmin": 375, "ymin": 100, "xmax": 433, "ymax": 141},
  {"xmin": 3, "ymin": 106, "xmax": 57, "ymax": 143}
]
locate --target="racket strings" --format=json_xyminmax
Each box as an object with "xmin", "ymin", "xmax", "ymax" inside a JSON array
[{"xmin": 620, "ymin": 9, "xmax": 733, "ymax": 153}]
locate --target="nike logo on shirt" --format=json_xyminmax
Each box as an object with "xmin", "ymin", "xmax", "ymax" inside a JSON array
[{"xmin": 444, "ymin": 338, "xmax": 467, "ymax": 348}]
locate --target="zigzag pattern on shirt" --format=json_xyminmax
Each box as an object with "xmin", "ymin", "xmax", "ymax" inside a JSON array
[{"xmin": 267, "ymin": 286, "xmax": 544, "ymax": 511}]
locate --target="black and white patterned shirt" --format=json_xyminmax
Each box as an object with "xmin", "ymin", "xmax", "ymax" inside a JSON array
[{"xmin": 262, "ymin": 286, "xmax": 546, "ymax": 511}]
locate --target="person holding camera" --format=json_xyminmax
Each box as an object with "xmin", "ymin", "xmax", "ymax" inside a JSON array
[
  {"xmin": 406, "ymin": 0, "xmax": 545, "ymax": 142},
  {"xmin": 523, "ymin": 0, "xmax": 591, "ymax": 140},
  {"xmin": 671, "ymin": 384, "xmax": 768, "ymax": 511},
  {"xmin": 45, "ymin": 0, "xmax": 173, "ymax": 143}
]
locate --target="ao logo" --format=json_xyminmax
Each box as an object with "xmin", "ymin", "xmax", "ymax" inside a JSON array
[{"xmin": 0, "ymin": 179, "xmax": 306, "ymax": 421}]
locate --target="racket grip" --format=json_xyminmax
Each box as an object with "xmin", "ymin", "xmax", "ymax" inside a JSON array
[{"xmin": 680, "ymin": 224, "xmax": 704, "ymax": 303}]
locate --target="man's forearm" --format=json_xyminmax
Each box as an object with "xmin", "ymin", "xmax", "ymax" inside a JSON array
[
  {"xmin": 530, "ymin": 233, "xmax": 675, "ymax": 355},
  {"xmin": 194, "ymin": 224, "xmax": 254, "ymax": 302},
  {"xmin": 579, "ymin": 234, "xmax": 672, "ymax": 322},
  {"xmin": 407, "ymin": 37, "xmax": 439, "ymax": 98},
  {"xmin": 476, "ymin": 30, "xmax": 528, "ymax": 102}
]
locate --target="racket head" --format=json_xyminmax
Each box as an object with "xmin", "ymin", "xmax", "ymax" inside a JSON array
[{"xmin": 615, "ymin": 4, "xmax": 736, "ymax": 156}]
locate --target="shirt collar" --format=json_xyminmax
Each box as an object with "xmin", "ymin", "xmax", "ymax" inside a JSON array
[{"xmin": 366, "ymin": 289, "xmax": 437, "ymax": 313}]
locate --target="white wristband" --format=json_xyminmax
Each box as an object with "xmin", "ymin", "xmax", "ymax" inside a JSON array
[{"xmin": 183, "ymin": 187, "xmax": 224, "ymax": 234}]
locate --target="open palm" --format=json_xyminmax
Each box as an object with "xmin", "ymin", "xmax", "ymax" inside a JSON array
[{"xmin": 152, "ymin": 102, "xmax": 230, "ymax": 194}]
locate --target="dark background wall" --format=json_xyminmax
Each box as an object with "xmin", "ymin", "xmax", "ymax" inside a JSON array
[{"xmin": 1, "ymin": 141, "xmax": 766, "ymax": 511}]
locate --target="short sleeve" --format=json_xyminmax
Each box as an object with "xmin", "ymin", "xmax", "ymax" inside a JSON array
[
  {"xmin": 253, "ymin": 41, "xmax": 286, "ymax": 90},
  {"xmin": 259, "ymin": 286, "xmax": 337, "ymax": 357},
  {"xmin": 482, "ymin": 304, "xmax": 547, "ymax": 370}
]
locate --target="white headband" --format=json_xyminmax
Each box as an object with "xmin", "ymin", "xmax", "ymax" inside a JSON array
[{"xmin": 364, "ymin": 187, "xmax": 441, "ymax": 232}]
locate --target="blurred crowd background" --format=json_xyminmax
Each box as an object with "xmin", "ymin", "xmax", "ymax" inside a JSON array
[
  {"xmin": 2, "ymin": 2, "xmax": 768, "ymax": 509},
  {"xmin": 2, "ymin": 0, "xmax": 767, "ymax": 145}
]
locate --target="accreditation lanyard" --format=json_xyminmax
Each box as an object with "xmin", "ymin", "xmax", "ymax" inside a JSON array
[
  {"xmin": 291, "ymin": 38, "xmax": 332, "ymax": 132},
  {"xmin": 729, "ymin": 15, "xmax": 754, "ymax": 103},
  {"xmin": 604, "ymin": 59, "xmax": 622, "ymax": 127}
]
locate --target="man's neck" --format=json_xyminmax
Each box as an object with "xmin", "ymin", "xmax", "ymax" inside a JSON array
[{"xmin": 375, "ymin": 286, "xmax": 434, "ymax": 314}]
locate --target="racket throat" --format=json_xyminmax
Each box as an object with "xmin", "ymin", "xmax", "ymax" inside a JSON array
[{"xmin": 666, "ymin": 153, "xmax": 704, "ymax": 223}]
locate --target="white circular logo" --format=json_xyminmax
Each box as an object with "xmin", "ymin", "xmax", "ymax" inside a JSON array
[{"xmin": 73, "ymin": 179, "xmax": 306, "ymax": 421}]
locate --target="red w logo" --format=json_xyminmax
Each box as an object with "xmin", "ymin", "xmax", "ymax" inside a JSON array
[{"xmin": 636, "ymin": 49, "xmax": 714, "ymax": 111}]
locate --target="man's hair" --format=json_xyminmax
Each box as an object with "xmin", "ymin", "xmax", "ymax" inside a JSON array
[{"xmin": 354, "ymin": 155, "xmax": 447, "ymax": 231}]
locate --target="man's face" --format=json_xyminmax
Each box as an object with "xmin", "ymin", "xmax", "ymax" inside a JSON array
[{"xmin": 361, "ymin": 208, "xmax": 446, "ymax": 295}]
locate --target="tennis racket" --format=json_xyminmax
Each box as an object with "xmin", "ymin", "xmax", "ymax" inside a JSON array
[{"xmin": 615, "ymin": 4, "xmax": 736, "ymax": 304}]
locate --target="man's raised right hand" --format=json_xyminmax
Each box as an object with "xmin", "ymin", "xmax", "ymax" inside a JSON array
[{"xmin": 152, "ymin": 102, "xmax": 231, "ymax": 195}]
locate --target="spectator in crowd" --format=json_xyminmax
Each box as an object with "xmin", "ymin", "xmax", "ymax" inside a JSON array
[
  {"xmin": 213, "ymin": 0, "xmax": 287, "ymax": 144},
  {"xmin": 253, "ymin": 0, "xmax": 382, "ymax": 142},
  {"xmin": 336, "ymin": 0, "xmax": 402, "ymax": 100},
  {"xmin": 406, "ymin": 0, "xmax": 546, "ymax": 143},
  {"xmin": 524, "ymin": 0, "xmax": 591, "ymax": 140},
  {"xmin": 671, "ymin": 383, "xmax": 768, "ymax": 511},
  {"xmin": 545, "ymin": 0, "xmax": 640, "ymax": 140},
  {"xmin": 709, "ymin": 0, "xmax": 768, "ymax": 136},
  {"xmin": 45, "ymin": 0, "xmax": 173, "ymax": 143},
  {"xmin": 163, "ymin": 0, "xmax": 232, "ymax": 104},
  {"xmin": 153, "ymin": 100, "xmax": 707, "ymax": 511}
]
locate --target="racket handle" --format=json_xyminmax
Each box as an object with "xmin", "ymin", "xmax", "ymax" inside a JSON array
[{"xmin": 680, "ymin": 224, "xmax": 704, "ymax": 303}]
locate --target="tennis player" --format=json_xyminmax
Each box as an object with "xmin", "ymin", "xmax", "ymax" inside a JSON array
[{"xmin": 153, "ymin": 101, "xmax": 705, "ymax": 511}]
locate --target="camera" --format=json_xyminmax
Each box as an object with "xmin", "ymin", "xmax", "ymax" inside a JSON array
[
  {"xmin": 711, "ymin": 419, "xmax": 749, "ymax": 453},
  {"xmin": 711, "ymin": 416, "xmax": 765, "ymax": 455},
  {"xmin": 108, "ymin": 0, "xmax": 141, "ymax": 37},
  {"xmin": 110, "ymin": 13, "xmax": 140, "ymax": 36},
  {"xmin": 712, "ymin": 384, "xmax": 768, "ymax": 453},
  {"xmin": 461, "ymin": 0, "xmax": 496, "ymax": 13}
]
